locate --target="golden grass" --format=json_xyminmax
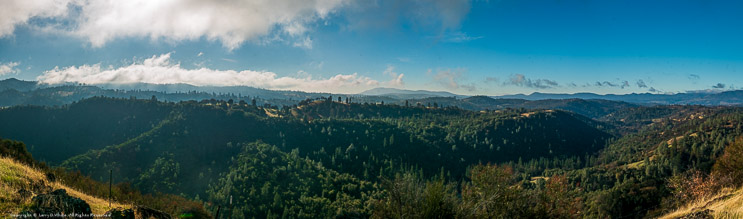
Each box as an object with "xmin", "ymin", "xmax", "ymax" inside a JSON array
[
  {"xmin": 529, "ymin": 176, "xmax": 550, "ymax": 184},
  {"xmin": 0, "ymin": 157, "xmax": 130, "ymax": 215},
  {"xmin": 264, "ymin": 108, "xmax": 281, "ymax": 118},
  {"xmin": 623, "ymin": 160, "xmax": 645, "ymax": 169},
  {"xmin": 660, "ymin": 187, "xmax": 743, "ymax": 219}
]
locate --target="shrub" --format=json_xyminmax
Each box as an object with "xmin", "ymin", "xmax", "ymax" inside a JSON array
[{"xmin": 712, "ymin": 136, "xmax": 743, "ymax": 186}]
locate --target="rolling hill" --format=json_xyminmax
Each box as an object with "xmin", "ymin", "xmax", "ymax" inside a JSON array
[
  {"xmin": 2, "ymin": 94, "xmax": 743, "ymax": 218},
  {"xmin": 0, "ymin": 138, "xmax": 207, "ymax": 217},
  {"xmin": 359, "ymin": 87, "xmax": 462, "ymax": 99},
  {"xmin": 54, "ymin": 98, "xmax": 611, "ymax": 201},
  {"xmin": 5, "ymin": 78, "xmax": 743, "ymax": 109}
]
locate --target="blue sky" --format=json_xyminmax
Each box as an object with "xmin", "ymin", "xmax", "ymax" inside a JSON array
[{"xmin": 0, "ymin": 0, "xmax": 742, "ymax": 95}]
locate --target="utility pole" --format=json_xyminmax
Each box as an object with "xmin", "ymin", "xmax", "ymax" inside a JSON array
[{"xmin": 109, "ymin": 169, "xmax": 112, "ymax": 208}]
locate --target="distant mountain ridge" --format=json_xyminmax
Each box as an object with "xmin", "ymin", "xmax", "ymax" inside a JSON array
[
  {"xmin": 360, "ymin": 87, "xmax": 462, "ymax": 98},
  {"xmin": 2, "ymin": 78, "xmax": 743, "ymax": 106},
  {"xmin": 0, "ymin": 78, "xmax": 38, "ymax": 92},
  {"xmin": 96, "ymin": 82, "xmax": 329, "ymax": 99},
  {"xmin": 496, "ymin": 91, "xmax": 743, "ymax": 105},
  {"xmin": 359, "ymin": 87, "xmax": 743, "ymax": 106}
]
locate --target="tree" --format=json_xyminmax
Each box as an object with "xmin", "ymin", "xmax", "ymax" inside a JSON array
[
  {"xmin": 713, "ymin": 137, "xmax": 743, "ymax": 186},
  {"xmin": 372, "ymin": 172, "xmax": 458, "ymax": 218},
  {"xmin": 0, "ymin": 138, "xmax": 34, "ymax": 165},
  {"xmin": 539, "ymin": 175, "xmax": 581, "ymax": 218},
  {"xmin": 459, "ymin": 164, "xmax": 528, "ymax": 218}
]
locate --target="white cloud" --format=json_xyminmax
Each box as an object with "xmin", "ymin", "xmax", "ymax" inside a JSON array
[
  {"xmin": 0, "ymin": 62, "xmax": 21, "ymax": 76},
  {"xmin": 383, "ymin": 65, "xmax": 404, "ymax": 87},
  {"xmin": 438, "ymin": 31, "xmax": 483, "ymax": 43},
  {"xmin": 428, "ymin": 68, "xmax": 475, "ymax": 91},
  {"xmin": 74, "ymin": 0, "xmax": 345, "ymax": 50},
  {"xmin": 309, "ymin": 61, "xmax": 324, "ymax": 69},
  {"xmin": 292, "ymin": 36, "xmax": 313, "ymax": 49},
  {"xmin": 0, "ymin": 0, "xmax": 71, "ymax": 38},
  {"xmin": 1, "ymin": 0, "xmax": 476, "ymax": 50},
  {"xmin": 1, "ymin": 0, "xmax": 345, "ymax": 50},
  {"xmin": 197, "ymin": 52, "xmax": 203, "ymax": 57},
  {"xmin": 36, "ymin": 53, "xmax": 382, "ymax": 93}
]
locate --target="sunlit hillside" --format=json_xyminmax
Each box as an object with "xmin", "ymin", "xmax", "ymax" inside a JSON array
[
  {"xmin": 0, "ymin": 156, "xmax": 129, "ymax": 215},
  {"xmin": 661, "ymin": 187, "xmax": 743, "ymax": 219}
]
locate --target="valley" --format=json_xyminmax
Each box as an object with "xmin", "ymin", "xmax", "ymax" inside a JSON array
[{"xmin": 1, "ymin": 90, "xmax": 742, "ymax": 218}]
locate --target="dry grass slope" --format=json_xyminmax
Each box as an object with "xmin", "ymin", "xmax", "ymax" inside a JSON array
[
  {"xmin": 0, "ymin": 157, "xmax": 129, "ymax": 215},
  {"xmin": 661, "ymin": 187, "xmax": 743, "ymax": 219}
]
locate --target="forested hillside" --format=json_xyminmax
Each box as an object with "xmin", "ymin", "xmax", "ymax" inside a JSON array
[
  {"xmin": 2, "ymin": 0, "xmax": 740, "ymax": 217},
  {"xmin": 0, "ymin": 138, "xmax": 208, "ymax": 217},
  {"xmin": 0, "ymin": 97, "xmax": 173, "ymax": 164},
  {"xmin": 54, "ymin": 98, "xmax": 609, "ymax": 199},
  {"xmin": 1, "ymin": 96, "xmax": 742, "ymax": 218}
]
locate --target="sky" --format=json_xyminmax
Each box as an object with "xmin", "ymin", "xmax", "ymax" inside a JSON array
[{"xmin": 0, "ymin": 0, "xmax": 742, "ymax": 95}]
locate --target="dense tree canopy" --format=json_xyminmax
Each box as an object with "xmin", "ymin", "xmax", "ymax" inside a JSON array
[{"xmin": 2, "ymin": 96, "xmax": 743, "ymax": 218}]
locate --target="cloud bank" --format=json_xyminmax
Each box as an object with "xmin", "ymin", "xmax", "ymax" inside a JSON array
[
  {"xmin": 0, "ymin": 0, "xmax": 69, "ymax": 37},
  {"xmin": 36, "ymin": 53, "xmax": 396, "ymax": 94},
  {"xmin": 1, "ymin": 0, "xmax": 475, "ymax": 50},
  {"xmin": 1, "ymin": 0, "xmax": 346, "ymax": 50},
  {"xmin": 78, "ymin": 0, "xmax": 346, "ymax": 49},
  {"xmin": 592, "ymin": 80, "xmax": 632, "ymax": 89},
  {"xmin": 594, "ymin": 81, "xmax": 618, "ymax": 87}
]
